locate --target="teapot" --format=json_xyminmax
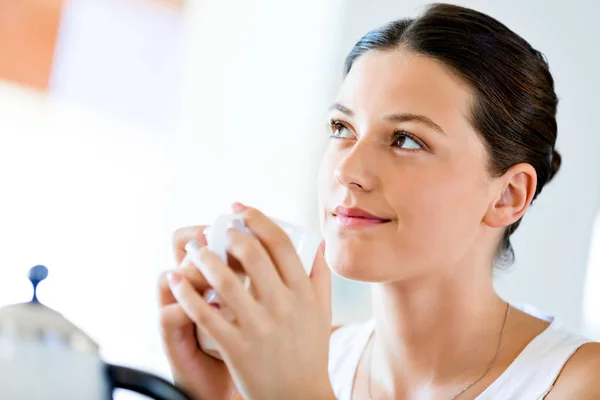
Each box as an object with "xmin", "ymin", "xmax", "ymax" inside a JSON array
[{"xmin": 0, "ymin": 265, "xmax": 193, "ymax": 400}]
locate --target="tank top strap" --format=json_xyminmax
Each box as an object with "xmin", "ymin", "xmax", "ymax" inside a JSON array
[
  {"xmin": 328, "ymin": 319, "xmax": 375, "ymax": 400},
  {"xmin": 476, "ymin": 320, "xmax": 592, "ymax": 399}
]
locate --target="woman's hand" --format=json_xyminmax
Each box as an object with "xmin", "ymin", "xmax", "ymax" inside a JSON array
[
  {"xmin": 168, "ymin": 203, "xmax": 334, "ymax": 400},
  {"xmin": 158, "ymin": 226, "xmax": 235, "ymax": 400}
]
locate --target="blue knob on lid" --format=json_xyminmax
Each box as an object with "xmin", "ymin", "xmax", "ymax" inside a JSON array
[{"xmin": 28, "ymin": 265, "xmax": 48, "ymax": 303}]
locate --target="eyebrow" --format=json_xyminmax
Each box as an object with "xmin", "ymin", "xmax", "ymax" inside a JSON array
[{"xmin": 329, "ymin": 103, "xmax": 445, "ymax": 135}]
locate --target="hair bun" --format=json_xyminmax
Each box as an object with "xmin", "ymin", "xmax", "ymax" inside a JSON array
[{"xmin": 549, "ymin": 149, "xmax": 561, "ymax": 181}]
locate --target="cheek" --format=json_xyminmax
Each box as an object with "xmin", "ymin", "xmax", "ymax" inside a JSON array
[{"xmin": 392, "ymin": 160, "xmax": 489, "ymax": 263}]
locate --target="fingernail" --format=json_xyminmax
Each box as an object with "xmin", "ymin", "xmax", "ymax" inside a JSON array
[
  {"xmin": 185, "ymin": 239, "xmax": 200, "ymax": 256},
  {"xmin": 205, "ymin": 289, "xmax": 219, "ymax": 303},
  {"xmin": 204, "ymin": 290, "xmax": 222, "ymax": 310},
  {"xmin": 240, "ymin": 274, "xmax": 252, "ymax": 290},
  {"xmin": 167, "ymin": 271, "xmax": 181, "ymax": 287},
  {"xmin": 231, "ymin": 202, "xmax": 248, "ymax": 213}
]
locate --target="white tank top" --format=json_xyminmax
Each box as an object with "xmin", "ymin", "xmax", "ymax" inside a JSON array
[{"xmin": 328, "ymin": 305, "xmax": 592, "ymax": 399}]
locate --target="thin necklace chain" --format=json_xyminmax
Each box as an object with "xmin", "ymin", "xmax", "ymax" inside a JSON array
[{"xmin": 366, "ymin": 304, "xmax": 511, "ymax": 400}]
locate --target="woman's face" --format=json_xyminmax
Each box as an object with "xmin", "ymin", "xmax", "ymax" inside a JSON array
[{"xmin": 318, "ymin": 50, "xmax": 497, "ymax": 282}]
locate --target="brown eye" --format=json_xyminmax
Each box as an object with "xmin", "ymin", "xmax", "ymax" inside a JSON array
[
  {"xmin": 393, "ymin": 132, "xmax": 422, "ymax": 150},
  {"xmin": 329, "ymin": 120, "xmax": 353, "ymax": 139}
]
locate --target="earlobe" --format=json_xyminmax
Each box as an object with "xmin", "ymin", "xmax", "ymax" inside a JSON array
[{"xmin": 483, "ymin": 163, "xmax": 537, "ymax": 229}]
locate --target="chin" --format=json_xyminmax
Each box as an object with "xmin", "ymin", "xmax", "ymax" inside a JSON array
[
  {"xmin": 325, "ymin": 243, "xmax": 382, "ymax": 282},
  {"xmin": 324, "ymin": 238, "xmax": 420, "ymax": 283},
  {"xmin": 329, "ymin": 261, "xmax": 364, "ymax": 281}
]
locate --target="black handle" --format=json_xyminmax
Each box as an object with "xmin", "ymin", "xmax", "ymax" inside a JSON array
[{"xmin": 106, "ymin": 364, "xmax": 193, "ymax": 400}]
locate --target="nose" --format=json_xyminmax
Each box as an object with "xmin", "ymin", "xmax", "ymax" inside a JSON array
[{"xmin": 334, "ymin": 140, "xmax": 378, "ymax": 192}]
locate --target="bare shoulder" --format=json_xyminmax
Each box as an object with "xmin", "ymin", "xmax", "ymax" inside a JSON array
[{"xmin": 545, "ymin": 342, "xmax": 600, "ymax": 399}]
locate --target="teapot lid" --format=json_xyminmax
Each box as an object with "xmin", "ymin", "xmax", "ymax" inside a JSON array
[{"xmin": 0, "ymin": 265, "xmax": 98, "ymax": 353}]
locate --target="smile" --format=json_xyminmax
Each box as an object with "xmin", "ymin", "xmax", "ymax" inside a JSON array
[{"xmin": 333, "ymin": 214, "xmax": 391, "ymax": 228}]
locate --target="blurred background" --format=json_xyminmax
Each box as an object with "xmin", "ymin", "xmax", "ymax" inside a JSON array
[{"xmin": 0, "ymin": 0, "xmax": 599, "ymax": 398}]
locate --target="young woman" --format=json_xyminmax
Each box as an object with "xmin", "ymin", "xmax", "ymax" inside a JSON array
[{"xmin": 158, "ymin": 3, "xmax": 600, "ymax": 399}]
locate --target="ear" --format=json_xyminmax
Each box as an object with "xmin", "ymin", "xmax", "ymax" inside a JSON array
[{"xmin": 483, "ymin": 163, "xmax": 537, "ymax": 229}]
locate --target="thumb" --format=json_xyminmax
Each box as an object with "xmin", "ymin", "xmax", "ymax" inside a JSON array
[{"xmin": 309, "ymin": 241, "xmax": 332, "ymax": 317}]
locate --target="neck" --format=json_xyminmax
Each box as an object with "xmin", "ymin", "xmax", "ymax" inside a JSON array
[{"xmin": 370, "ymin": 258, "xmax": 507, "ymax": 395}]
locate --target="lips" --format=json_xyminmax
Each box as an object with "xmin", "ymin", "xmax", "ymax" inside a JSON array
[
  {"xmin": 333, "ymin": 206, "xmax": 391, "ymax": 228},
  {"xmin": 333, "ymin": 206, "xmax": 390, "ymax": 221}
]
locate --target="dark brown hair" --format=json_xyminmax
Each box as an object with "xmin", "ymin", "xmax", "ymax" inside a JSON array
[{"xmin": 344, "ymin": 3, "xmax": 561, "ymax": 265}]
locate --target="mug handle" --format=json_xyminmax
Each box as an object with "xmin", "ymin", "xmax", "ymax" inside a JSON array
[{"xmin": 106, "ymin": 363, "xmax": 193, "ymax": 400}]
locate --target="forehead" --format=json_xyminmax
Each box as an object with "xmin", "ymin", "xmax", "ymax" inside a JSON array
[{"xmin": 336, "ymin": 50, "xmax": 473, "ymax": 123}]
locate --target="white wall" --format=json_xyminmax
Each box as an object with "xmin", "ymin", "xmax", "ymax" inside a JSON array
[
  {"xmin": 171, "ymin": 0, "xmax": 345, "ymax": 228},
  {"xmin": 335, "ymin": 0, "xmax": 600, "ymax": 333}
]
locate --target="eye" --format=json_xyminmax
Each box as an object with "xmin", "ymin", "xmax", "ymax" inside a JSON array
[
  {"xmin": 328, "ymin": 119, "xmax": 354, "ymax": 139},
  {"xmin": 393, "ymin": 131, "xmax": 424, "ymax": 151}
]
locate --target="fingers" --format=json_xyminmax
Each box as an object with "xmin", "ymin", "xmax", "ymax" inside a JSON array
[
  {"xmin": 168, "ymin": 272, "xmax": 240, "ymax": 350},
  {"xmin": 160, "ymin": 226, "xmax": 211, "ymax": 307},
  {"xmin": 173, "ymin": 225, "xmax": 208, "ymax": 264},
  {"xmin": 159, "ymin": 303, "xmax": 193, "ymax": 339},
  {"xmin": 158, "ymin": 303, "xmax": 203, "ymax": 369},
  {"xmin": 185, "ymin": 241, "xmax": 263, "ymax": 328},
  {"xmin": 225, "ymin": 228, "xmax": 284, "ymax": 303},
  {"xmin": 179, "ymin": 256, "xmax": 212, "ymax": 290},
  {"xmin": 158, "ymin": 263, "xmax": 210, "ymax": 307},
  {"xmin": 159, "ymin": 270, "xmax": 177, "ymax": 306},
  {"xmin": 238, "ymin": 207, "xmax": 308, "ymax": 291}
]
